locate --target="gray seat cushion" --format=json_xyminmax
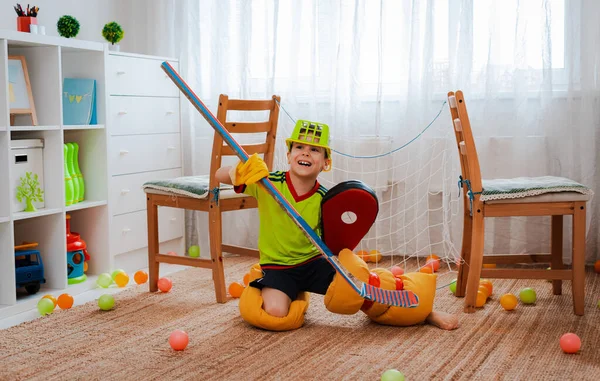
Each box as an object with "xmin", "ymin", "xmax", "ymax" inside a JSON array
[
  {"xmin": 142, "ymin": 175, "xmax": 235, "ymax": 199},
  {"xmin": 481, "ymin": 176, "xmax": 593, "ymax": 203}
]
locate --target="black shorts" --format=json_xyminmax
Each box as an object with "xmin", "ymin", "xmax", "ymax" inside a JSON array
[{"xmin": 249, "ymin": 256, "xmax": 336, "ymax": 301}]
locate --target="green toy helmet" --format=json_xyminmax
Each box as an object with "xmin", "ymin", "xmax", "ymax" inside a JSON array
[{"xmin": 285, "ymin": 119, "xmax": 331, "ymax": 160}]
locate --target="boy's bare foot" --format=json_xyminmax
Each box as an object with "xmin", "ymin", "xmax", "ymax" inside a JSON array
[{"xmin": 425, "ymin": 310, "xmax": 459, "ymax": 330}]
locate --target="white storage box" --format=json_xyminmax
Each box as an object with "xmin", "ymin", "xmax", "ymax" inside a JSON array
[{"xmin": 11, "ymin": 139, "xmax": 45, "ymax": 212}]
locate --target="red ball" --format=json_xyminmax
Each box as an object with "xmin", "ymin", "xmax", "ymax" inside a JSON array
[
  {"xmin": 169, "ymin": 329, "xmax": 189, "ymax": 351},
  {"xmin": 158, "ymin": 277, "xmax": 173, "ymax": 293},
  {"xmin": 559, "ymin": 333, "xmax": 581, "ymax": 354}
]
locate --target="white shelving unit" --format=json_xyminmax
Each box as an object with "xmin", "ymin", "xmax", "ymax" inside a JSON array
[{"xmin": 0, "ymin": 30, "xmax": 184, "ymax": 319}]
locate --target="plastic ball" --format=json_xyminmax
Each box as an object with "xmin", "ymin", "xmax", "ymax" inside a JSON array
[
  {"xmin": 519, "ymin": 288, "xmax": 537, "ymax": 304},
  {"xmin": 475, "ymin": 291, "xmax": 487, "ymax": 307},
  {"xmin": 228, "ymin": 282, "xmax": 245, "ymax": 298},
  {"xmin": 426, "ymin": 254, "xmax": 440, "ymax": 261},
  {"xmin": 114, "ymin": 272, "xmax": 129, "ymax": 287},
  {"xmin": 57, "ymin": 293, "xmax": 74, "ymax": 309},
  {"xmin": 37, "ymin": 298, "xmax": 55, "ymax": 316},
  {"xmin": 158, "ymin": 277, "xmax": 173, "ymax": 292},
  {"xmin": 499, "ymin": 293, "xmax": 518, "ymax": 311},
  {"xmin": 390, "ymin": 266, "xmax": 404, "ymax": 277},
  {"xmin": 98, "ymin": 294, "xmax": 115, "ymax": 311},
  {"xmin": 42, "ymin": 294, "xmax": 58, "ymax": 308},
  {"xmin": 478, "ymin": 285, "xmax": 490, "ymax": 298},
  {"xmin": 425, "ymin": 259, "xmax": 440, "ymax": 272},
  {"xmin": 134, "ymin": 270, "xmax": 148, "ymax": 285},
  {"xmin": 111, "ymin": 269, "xmax": 126, "ymax": 280},
  {"xmin": 369, "ymin": 249, "xmax": 382, "ymax": 262},
  {"xmin": 97, "ymin": 273, "xmax": 113, "ymax": 288},
  {"xmin": 357, "ymin": 250, "xmax": 370, "ymax": 262},
  {"xmin": 594, "ymin": 260, "xmax": 600, "ymax": 274},
  {"xmin": 381, "ymin": 369, "xmax": 405, "ymax": 381},
  {"xmin": 243, "ymin": 273, "xmax": 250, "ymax": 286},
  {"xmin": 479, "ymin": 279, "xmax": 493, "ymax": 296},
  {"xmin": 169, "ymin": 329, "xmax": 189, "ymax": 351},
  {"xmin": 559, "ymin": 333, "xmax": 581, "ymax": 354},
  {"xmin": 449, "ymin": 280, "xmax": 457, "ymax": 294},
  {"xmin": 188, "ymin": 245, "xmax": 200, "ymax": 258}
]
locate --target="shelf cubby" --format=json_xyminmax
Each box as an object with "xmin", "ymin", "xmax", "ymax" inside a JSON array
[
  {"xmin": 67, "ymin": 206, "xmax": 110, "ymax": 278},
  {"xmin": 63, "ymin": 129, "xmax": 108, "ymax": 204},
  {"xmin": 8, "ymin": 45, "xmax": 61, "ymax": 127},
  {"xmin": 10, "ymin": 129, "xmax": 64, "ymax": 215},
  {"xmin": 61, "ymin": 49, "xmax": 106, "ymax": 126},
  {"xmin": 13, "ymin": 212, "xmax": 67, "ymax": 297}
]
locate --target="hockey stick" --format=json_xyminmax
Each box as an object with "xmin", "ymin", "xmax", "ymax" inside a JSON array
[{"xmin": 161, "ymin": 62, "xmax": 419, "ymax": 308}]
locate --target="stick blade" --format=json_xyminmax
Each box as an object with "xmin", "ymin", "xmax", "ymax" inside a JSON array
[{"xmin": 360, "ymin": 283, "xmax": 419, "ymax": 308}]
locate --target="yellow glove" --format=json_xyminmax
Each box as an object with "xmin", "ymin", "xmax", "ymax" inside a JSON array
[{"xmin": 229, "ymin": 153, "xmax": 269, "ymax": 186}]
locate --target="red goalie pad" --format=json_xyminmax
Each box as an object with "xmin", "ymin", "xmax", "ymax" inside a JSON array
[{"xmin": 321, "ymin": 180, "xmax": 379, "ymax": 255}]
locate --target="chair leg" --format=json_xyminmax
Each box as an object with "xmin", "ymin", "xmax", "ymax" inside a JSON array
[
  {"xmin": 456, "ymin": 213, "xmax": 472, "ymax": 298},
  {"xmin": 209, "ymin": 203, "xmax": 227, "ymax": 303},
  {"xmin": 572, "ymin": 202, "xmax": 586, "ymax": 316},
  {"xmin": 147, "ymin": 195, "xmax": 160, "ymax": 292},
  {"xmin": 464, "ymin": 209, "xmax": 484, "ymax": 313},
  {"xmin": 551, "ymin": 215, "xmax": 563, "ymax": 295}
]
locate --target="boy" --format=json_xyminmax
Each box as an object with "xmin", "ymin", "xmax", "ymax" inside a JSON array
[{"xmin": 215, "ymin": 120, "xmax": 458, "ymax": 331}]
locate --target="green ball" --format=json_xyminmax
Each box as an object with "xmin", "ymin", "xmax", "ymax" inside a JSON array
[
  {"xmin": 449, "ymin": 279, "xmax": 457, "ymax": 294},
  {"xmin": 519, "ymin": 287, "xmax": 537, "ymax": 304},
  {"xmin": 381, "ymin": 369, "xmax": 405, "ymax": 381},
  {"xmin": 97, "ymin": 273, "xmax": 113, "ymax": 288},
  {"xmin": 111, "ymin": 269, "xmax": 126, "ymax": 280},
  {"xmin": 188, "ymin": 245, "xmax": 200, "ymax": 258},
  {"xmin": 98, "ymin": 294, "xmax": 115, "ymax": 311},
  {"xmin": 37, "ymin": 298, "xmax": 55, "ymax": 316}
]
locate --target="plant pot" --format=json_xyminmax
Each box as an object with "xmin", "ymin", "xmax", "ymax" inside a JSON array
[
  {"xmin": 17, "ymin": 16, "xmax": 37, "ymax": 32},
  {"xmin": 109, "ymin": 44, "xmax": 120, "ymax": 52}
]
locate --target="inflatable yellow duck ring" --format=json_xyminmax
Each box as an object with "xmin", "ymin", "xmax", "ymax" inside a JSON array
[{"xmin": 238, "ymin": 180, "xmax": 437, "ymax": 331}]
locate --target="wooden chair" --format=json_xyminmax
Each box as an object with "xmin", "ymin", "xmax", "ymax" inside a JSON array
[
  {"xmin": 447, "ymin": 90, "xmax": 592, "ymax": 315},
  {"xmin": 145, "ymin": 94, "xmax": 281, "ymax": 302}
]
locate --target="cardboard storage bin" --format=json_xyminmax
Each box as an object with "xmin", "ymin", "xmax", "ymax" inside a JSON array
[{"xmin": 11, "ymin": 139, "xmax": 45, "ymax": 213}]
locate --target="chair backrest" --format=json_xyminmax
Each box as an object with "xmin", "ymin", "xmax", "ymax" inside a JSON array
[
  {"xmin": 447, "ymin": 90, "xmax": 483, "ymax": 200},
  {"xmin": 208, "ymin": 94, "xmax": 281, "ymax": 189}
]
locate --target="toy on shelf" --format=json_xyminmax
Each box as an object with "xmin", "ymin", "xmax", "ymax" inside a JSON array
[
  {"xmin": 66, "ymin": 214, "xmax": 90, "ymax": 284},
  {"xmin": 64, "ymin": 142, "xmax": 85, "ymax": 206},
  {"xmin": 15, "ymin": 242, "xmax": 46, "ymax": 295},
  {"xmin": 102, "ymin": 21, "xmax": 124, "ymax": 51},
  {"xmin": 56, "ymin": 15, "xmax": 79, "ymax": 38},
  {"xmin": 16, "ymin": 171, "xmax": 44, "ymax": 212},
  {"xmin": 13, "ymin": 3, "xmax": 39, "ymax": 33}
]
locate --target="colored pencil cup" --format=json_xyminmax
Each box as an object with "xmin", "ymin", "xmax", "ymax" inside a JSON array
[{"xmin": 17, "ymin": 16, "xmax": 37, "ymax": 32}]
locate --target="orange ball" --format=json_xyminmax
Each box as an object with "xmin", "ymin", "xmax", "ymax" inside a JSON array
[
  {"xmin": 243, "ymin": 273, "xmax": 250, "ymax": 286},
  {"xmin": 560, "ymin": 333, "xmax": 581, "ymax": 354},
  {"xmin": 419, "ymin": 266, "xmax": 433, "ymax": 274},
  {"xmin": 134, "ymin": 270, "xmax": 148, "ymax": 285},
  {"xmin": 594, "ymin": 260, "xmax": 600, "ymax": 274},
  {"xmin": 426, "ymin": 254, "xmax": 440, "ymax": 262},
  {"xmin": 479, "ymin": 279, "xmax": 493, "ymax": 296},
  {"xmin": 390, "ymin": 266, "xmax": 404, "ymax": 277},
  {"xmin": 57, "ymin": 293, "xmax": 74, "ymax": 309},
  {"xmin": 42, "ymin": 294, "xmax": 57, "ymax": 308},
  {"xmin": 369, "ymin": 250, "xmax": 382, "ymax": 262},
  {"xmin": 499, "ymin": 293, "xmax": 518, "ymax": 311},
  {"xmin": 114, "ymin": 272, "xmax": 129, "ymax": 287},
  {"xmin": 169, "ymin": 329, "xmax": 189, "ymax": 351},
  {"xmin": 357, "ymin": 250, "xmax": 370, "ymax": 262},
  {"xmin": 228, "ymin": 282, "xmax": 245, "ymax": 298},
  {"xmin": 483, "ymin": 263, "xmax": 497, "ymax": 268},
  {"xmin": 425, "ymin": 259, "xmax": 440, "ymax": 272},
  {"xmin": 478, "ymin": 285, "xmax": 490, "ymax": 298},
  {"xmin": 475, "ymin": 290, "xmax": 487, "ymax": 307},
  {"xmin": 158, "ymin": 277, "xmax": 173, "ymax": 292}
]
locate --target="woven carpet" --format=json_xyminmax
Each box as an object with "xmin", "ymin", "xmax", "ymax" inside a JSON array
[{"xmin": 1, "ymin": 256, "xmax": 599, "ymax": 381}]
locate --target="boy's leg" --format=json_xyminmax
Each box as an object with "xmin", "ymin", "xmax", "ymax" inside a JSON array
[{"xmin": 261, "ymin": 287, "xmax": 292, "ymax": 317}]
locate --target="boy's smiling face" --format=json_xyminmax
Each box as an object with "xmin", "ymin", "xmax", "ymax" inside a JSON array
[{"xmin": 287, "ymin": 142, "xmax": 329, "ymax": 180}]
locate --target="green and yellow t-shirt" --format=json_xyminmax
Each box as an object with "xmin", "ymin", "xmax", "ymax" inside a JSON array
[{"xmin": 234, "ymin": 171, "xmax": 327, "ymax": 266}]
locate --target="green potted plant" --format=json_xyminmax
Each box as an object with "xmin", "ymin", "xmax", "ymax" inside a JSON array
[
  {"xmin": 16, "ymin": 172, "xmax": 44, "ymax": 212},
  {"xmin": 102, "ymin": 22, "xmax": 124, "ymax": 51},
  {"xmin": 57, "ymin": 15, "xmax": 80, "ymax": 38}
]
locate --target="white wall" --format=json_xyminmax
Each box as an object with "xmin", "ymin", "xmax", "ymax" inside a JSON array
[{"xmin": 0, "ymin": 0, "xmax": 120, "ymax": 43}]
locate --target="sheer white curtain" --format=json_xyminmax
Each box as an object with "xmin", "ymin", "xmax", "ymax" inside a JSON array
[{"xmin": 123, "ymin": 0, "xmax": 599, "ymax": 263}]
